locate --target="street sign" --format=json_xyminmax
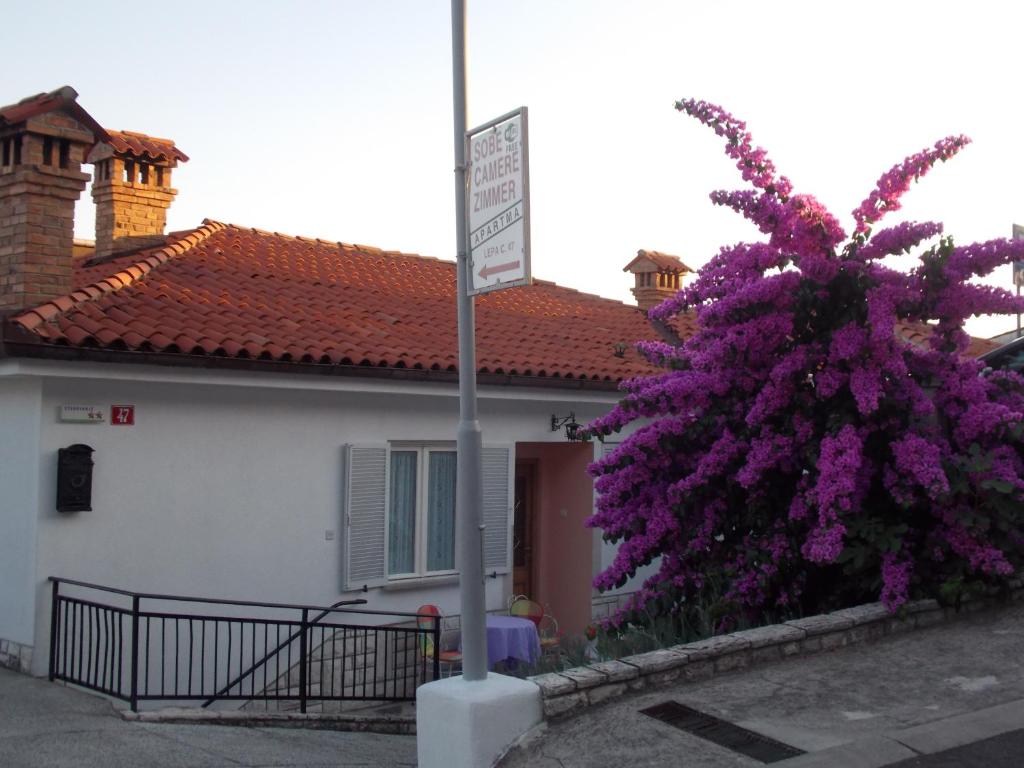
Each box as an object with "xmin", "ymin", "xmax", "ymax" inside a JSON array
[
  {"xmin": 1014, "ymin": 224, "xmax": 1024, "ymax": 287},
  {"xmin": 466, "ymin": 107, "xmax": 531, "ymax": 295}
]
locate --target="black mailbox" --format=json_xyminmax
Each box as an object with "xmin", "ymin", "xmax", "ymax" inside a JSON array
[{"xmin": 57, "ymin": 444, "xmax": 94, "ymax": 512}]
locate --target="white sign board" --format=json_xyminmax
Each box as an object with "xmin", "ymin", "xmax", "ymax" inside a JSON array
[
  {"xmin": 59, "ymin": 405, "xmax": 105, "ymax": 423},
  {"xmin": 467, "ymin": 108, "xmax": 530, "ymax": 295}
]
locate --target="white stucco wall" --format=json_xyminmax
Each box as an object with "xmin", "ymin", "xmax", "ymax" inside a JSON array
[
  {"xmin": 10, "ymin": 360, "xmax": 622, "ymax": 675},
  {"xmin": 0, "ymin": 374, "xmax": 42, "ymax": 653}
]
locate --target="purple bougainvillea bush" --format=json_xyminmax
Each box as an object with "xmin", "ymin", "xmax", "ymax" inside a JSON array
[{"xmin": 585, "ymin": 100, "xmax": 1024, "ymax": 630}]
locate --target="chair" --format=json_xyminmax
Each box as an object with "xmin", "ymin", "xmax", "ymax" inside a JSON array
[
  {"xmin": 507, "ymin": 594, "xmax": 529, "ymax": 613},
  {"xmin": 416, "ymin": 604, "xmax": 463, "ymax": 678},
  {"xmin": 537, "ymin": 613, "xmax": 561, "ymax": 659},
  {"xmin": 509, "ymin": 596, "xmax": 543, "ymax": 627},
  {"xmin": 510, "ymin": 597, "xmax": 561, "ymax": 661}
]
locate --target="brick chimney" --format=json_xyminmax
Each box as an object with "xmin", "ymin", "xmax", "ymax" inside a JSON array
[
  {"xmin": 623, "ymin": 250, "xmax": 693, "ymax": 312},
  {"xmin": 88, "ymin": 130, "xmax": 188, "ymax": 260},
  {"xmin": 0, "ymin": 86, "xmax": 104, "ymax": 312}
]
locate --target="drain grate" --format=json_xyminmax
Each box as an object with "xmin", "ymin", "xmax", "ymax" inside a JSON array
[{"xmin": 640, "ymin": 701, "xmax": 805, "ymax": 764}]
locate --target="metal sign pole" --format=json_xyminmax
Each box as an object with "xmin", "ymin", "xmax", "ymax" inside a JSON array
[
  {"xmin": 1014, "ymin": 225, "xmax": 1023, "ymax": 339},
  {"xmin": 451, "ymin": 0, "xmax": 487, "ymax": 682}
]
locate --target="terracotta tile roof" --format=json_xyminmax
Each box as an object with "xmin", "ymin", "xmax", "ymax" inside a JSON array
[
  {"xmin": 623, "ymin": 250, "xmax": 694, "ymax": 273},
  {"xmin": 0, "ymin": 85, "xmax": 108, "ymax": 141},
  {"xmin": 895, "ymin": 321, "xmax": 999, "ymax": 358},
  {"xmin": 103, "ymin": 129, "xmax": 189, "ymax": 163},
  {"xmin": 9, "ymin": 222, "xmax": 660, "ymax": 384},
  {"xmin": 5, "ymin": 224, "xmax": 997, "ymax": 384}
]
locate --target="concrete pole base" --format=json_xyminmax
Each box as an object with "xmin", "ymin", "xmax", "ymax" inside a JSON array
[{"xmin": 416, "ymin": 673, "xmax": 542, "ymax": 768}]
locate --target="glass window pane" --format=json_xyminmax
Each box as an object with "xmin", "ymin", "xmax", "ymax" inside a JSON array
[
  {"xmin": 426, "ymin": 451, "xmax": 457, "ymax": 571},
  {"xmin": 388, "ymin": 451, "xmax": 417, "ymax": 575}
]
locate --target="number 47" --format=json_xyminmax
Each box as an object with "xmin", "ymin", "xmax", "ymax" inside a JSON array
[{"xmin": 111, "ymin": 406, "xmax": 134, "ymax": 426}]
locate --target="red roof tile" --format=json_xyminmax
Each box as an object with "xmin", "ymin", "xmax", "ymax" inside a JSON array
[
  {"xmin": 967, "ymin": 337, "xmax": 1000, "ymax": 357},
  {"xmin": 623, "ymin": 250, "xmax": 694, "ymax": 273},
  {"xmin": 0, "ymin": 85, "xmax": 108, "ymax": 141},
  {"xmin": 896, "ymin": 320, "xmax": 999, "ymax": 358},
  {"xmin": 103, "ymin": 129, "xmax": 188, "ymax": 163},
  {"xmin": 9, "ymin": 222, "xmax": 661, "ymax": 383}
]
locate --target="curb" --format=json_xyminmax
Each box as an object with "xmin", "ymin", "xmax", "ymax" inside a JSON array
[
  {"xmin": 119, "ymin": 707, "xmax": 416, "ymax": 735},
  {"xmin": 528, "ymin": 582, "xmax": 1024, "ymax": 721},
  {"xmin": 775, "ymin": 698, "xmax": 1024, "ymax": 767}
]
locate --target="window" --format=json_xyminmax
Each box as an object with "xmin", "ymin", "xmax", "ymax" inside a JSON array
[
  {"xmin": 340, "ymin": 443, "xmax": 510, "ymax": 592},
  {"xmin": 387, "ymin": 446, "xmax": 456, "ymax": 578}
]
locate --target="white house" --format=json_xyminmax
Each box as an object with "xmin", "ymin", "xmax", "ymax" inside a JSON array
[{"xmin": 0, "ymin": 87, "xmax": 686, "ymax": 679}]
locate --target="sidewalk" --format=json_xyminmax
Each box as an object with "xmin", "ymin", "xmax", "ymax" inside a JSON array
[
  {"xmin": 0, "ymin": 666, "xmax": 417, "ymax": 768},
  {"xmin": 501, "ymin": 600, "xmax": 1024, "ymax": 767},
  {"xmin": 2, "ymin": 601, "xmax": 1022, "ymax": 767}
]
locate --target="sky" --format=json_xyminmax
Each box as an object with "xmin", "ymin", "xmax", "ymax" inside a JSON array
[{"xmin": 4, "ymin": 0, "xmax": 1022, "ymax": 338}]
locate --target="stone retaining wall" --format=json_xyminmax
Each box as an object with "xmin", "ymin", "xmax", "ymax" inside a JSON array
[
  {"xmin": 530, "ymin": 584, "xmax": 1023, "ymax": 720},
  {"xmin": 591, "ymin": 590, "xmax": 641, "ymax": 622},
  {"xmin": 0, "ymin": 638, "xmax": 32, "ymax": 674}
]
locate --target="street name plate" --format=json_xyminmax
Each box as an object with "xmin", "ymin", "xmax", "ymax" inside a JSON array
[{"xmin": 59, "ymin": 405, "xmax": 105, "ymax": 423}]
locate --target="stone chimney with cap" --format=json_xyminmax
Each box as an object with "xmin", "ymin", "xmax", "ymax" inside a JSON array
[
  {"xmin": 0, "ymin": 86, "xmax": 104, "ymax": 311},
  {"xmin": 623, "ymin": 249, "xmax": 693, "ymax": 312},
  {"xmin": 88, "ymin": 130, "xmax": 188, "ymax": 260}
]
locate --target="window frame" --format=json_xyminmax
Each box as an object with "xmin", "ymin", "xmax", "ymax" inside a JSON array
[{"xmin": 385, "ymin": 443, "xmax": 458, "ymax": 581}]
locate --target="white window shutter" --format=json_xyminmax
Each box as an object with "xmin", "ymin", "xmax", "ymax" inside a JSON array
[
  {"xmin": 481, "ymin": 445, "xmax": 513, "ymax": 573},
  {"xmin": 341, "ymin": 444, "xmax": 389, "ymax": 591}
]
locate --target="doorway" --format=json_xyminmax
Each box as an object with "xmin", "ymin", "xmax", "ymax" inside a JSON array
[{"xmin": 512, "ymin": 460, "xmax": 536, "ymax": 598}]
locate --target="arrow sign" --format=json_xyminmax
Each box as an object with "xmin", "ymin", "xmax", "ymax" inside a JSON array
[
  {"xmin": 466, "ymin": 108, "xmax": 531, "ymax": 295},
  {"xmin": 478, "ymin": 260, "xmax": 521, "ymax": 280}
]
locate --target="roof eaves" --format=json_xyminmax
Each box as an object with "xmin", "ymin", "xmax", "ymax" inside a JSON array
[
  {"xmin": 980, "ymin": 335, "xmax": 1024, "ymax": 368},
  {"xmin": 0, "ymin": 338, "xmax": 624, "ymax": 391}
]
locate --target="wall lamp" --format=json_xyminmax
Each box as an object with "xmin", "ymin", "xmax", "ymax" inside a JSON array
[{"xmin": 551, "ymin": 412, "xmax": 583, "ymax": 441}]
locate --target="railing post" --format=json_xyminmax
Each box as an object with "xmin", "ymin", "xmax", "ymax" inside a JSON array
[
  {"xmin": 48, "ymin": 579, "xmax": 60, "ymax": 681},
  {"xmin": 433, "ymin": 619, "xmax": 441, "ymax": 681},
  {"xmin": 299, "ymin": 608, "xmax": 308, "ymax": 714},
  {"xmin": 130, "ymin": 595, "xmax": 140, "ymax": 712}
]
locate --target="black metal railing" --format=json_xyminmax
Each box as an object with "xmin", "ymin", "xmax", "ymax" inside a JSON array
[
  {"xmin": 48, "ymin": 577, "xmax": 442, "ymax": 712},
  {"xmin": 200, "ymin": 596, "xmax": 358, "ymax": 708}
]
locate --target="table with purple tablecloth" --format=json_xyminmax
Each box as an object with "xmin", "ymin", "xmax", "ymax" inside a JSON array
[{"xmin": 461, "ymin": 615, "xmax": 540, "ymax": 668}]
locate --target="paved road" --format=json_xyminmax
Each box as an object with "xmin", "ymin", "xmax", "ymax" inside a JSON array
[
  {"xmin": 889, "ymin": 728, "xmax": 1024, "ymax": 768},
  {"xmin": 502, "ymin": 600, "xmax": 1024, "ymax": 768},
  {"xmin": 0, "ymin": 667, "xmax": 416, "ymax": 768},
  {"xmin": 3, "ymin": 600, "xmax": 1023, "ymax": 767}
]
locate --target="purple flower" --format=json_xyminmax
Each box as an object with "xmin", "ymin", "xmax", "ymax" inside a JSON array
[
  {"xmin": 880, "ymin": 554, "xmax": 912, "ymax": 610},
  {"xmin": 589, "ymin": 100, "xmax": 1024, "ymax": 631},
  {"xmin": 852, "ymin": 136, "xmax": 971, "ymax": 234},
  {"xmin": 855, "ymin": 221, "xmax": 943, "ymax": 261},
  {"xmin": 891, "ymin": 434, "xmax": 950, "ymax": 500}
]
